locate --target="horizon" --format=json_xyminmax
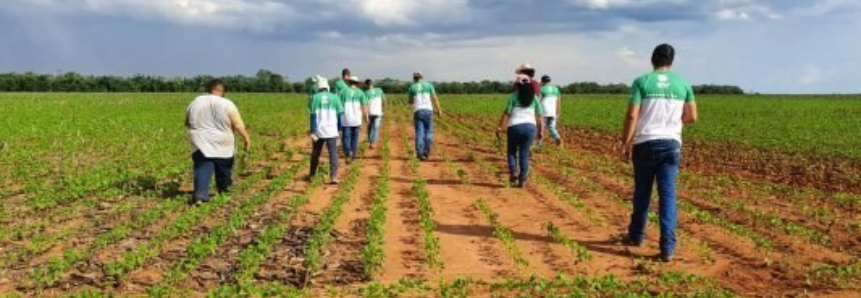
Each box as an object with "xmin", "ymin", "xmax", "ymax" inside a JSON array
[{"xmin": 1, "ymin": 0, "xmax": 860, "ymax": 94}]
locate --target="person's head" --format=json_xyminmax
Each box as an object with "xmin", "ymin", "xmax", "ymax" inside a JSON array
[
  {"xmin": 347, "ymin": 76, "xmax": 360, "ymax": 87},
  {"xmin": 541, "ymin": 75, "xmax": 551, "ymax": 85},
  {"xmin": 317, "ymin": 79, "xmax": 330, "ymax": 92},
  {"xmin": 206, "ymin": 79, "xmax": 226, "ymax": 96},
  {"xmin": 342, "ymin": 68, "xmax": 351, "ymax": 79},
  {"xmin": 651, "ymin": 43, "xmax": 675, "ymax": 69},
  {"xmin": 413, "ymin": 72, "xmax": 423, "ymax": 82},
  {"xmin": 516, "ymin": 63, "xmax": 536, "ymax": 78},
  {"xmin": 514, "ymin": 76, "xmax": 535, "ymax": 107},
  {"xmin": 364, "ymin": 79, "xmax": 373, "ymax": 90}
]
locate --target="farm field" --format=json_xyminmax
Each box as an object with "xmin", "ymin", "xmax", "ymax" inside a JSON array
[{"xmin": 0, "ymin": 93, "xmax": 858, "ymax": 298}]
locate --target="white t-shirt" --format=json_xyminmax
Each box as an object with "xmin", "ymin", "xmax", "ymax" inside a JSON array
[
  {"xmin": 366, "ymin": 87, "xmax": 385, "ymax": 116},
  {"xmin": 409, "ymin": 81, "xmax": 436, "ymax": 112},
  {"xmin": 340, "ymin": 87, "xmax": 367, "ymax": 127},
  {"xmin": 186, "ymin": 95, "xmax": 239, "ymax": 158},
  {"xmin": 505, "ymin": 94, "xmax": 544, "ymax": 127}
]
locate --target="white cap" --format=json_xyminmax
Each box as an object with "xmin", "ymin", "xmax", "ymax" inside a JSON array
[
  {"xmin": 317, "ymin": 78, "xmax": 330, "ymax": 90},
  {"xmin": 515, "ymin": 63, "xmax": 534, "ymax": 74},
  {"xmin": 348, "ymin": 75, "xmax": 360, "ymax": 83}
]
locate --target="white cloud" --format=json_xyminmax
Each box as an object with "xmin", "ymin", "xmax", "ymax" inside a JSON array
[
  {"xmin": 350, "ymin": 0, "xmax": 470, "ymax": 27},
  {"xmin": 7, "ymin": 0, "xmax": 299, "ymax": 33},
  {"xmin": 716, "ymin": 8, "xmax": 751, "ymax": 20},
  {"xmin": 617, "ymin": 46, "xmax": 648, "ymax": 68},
  {"xmin": 800, "ymin": 66, "xmax": 826, "ymax": 85}
]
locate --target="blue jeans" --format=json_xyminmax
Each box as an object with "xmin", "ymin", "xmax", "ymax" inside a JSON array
[
  {"xmin": 192, "ymin": 150, "xmax": 234, "ymax": 202},
  {"xmin": 414, "ymin": 110, "xmax": 434, "ymax": 157},
  {"xmin": 628, "ymin": 139, "xmax": 681, "ymax": 256},
  {"xmin": 341, "ymin": 126, "xmax": 360, "ymax": 158},
  {"xmin": 544, "ymin": 117, "xmax": 561, "ymax": 141},
  {"xmin": 506, "ymin": 124, "xmax": 536, "ymax": 183},
  {"xmin": 367, "ymin": 116, "xmax": 382, "ymax": 145},
  {"xmin": 310, "ymin": 138, "xmax": 339, "ymax": 180}
]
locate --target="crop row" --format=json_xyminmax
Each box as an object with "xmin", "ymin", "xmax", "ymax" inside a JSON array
[
  {"xmin": 362, "ymin": 135, "xmax": 391, "ymax": 277},
  {"xmin": 405, "ymin": 138, "xmax": 443, "ymax": 269},
  {"xmin": 545, "ymin": 222, "xmax": 592, "ymax": 263},
  {"xmin": 473, "ymin": 198, "xmax": 528, "ymax": 268},
  {"xmin": 101, "ymin": 159, "xmax": 276, "ymax": 282},
  {"xmin": 147, "ymin": 156, "xmax": 310, "ymax": 297},
  {"xmin": 303, "ymin": 146, "xmax": 365, "ymax": 281}
]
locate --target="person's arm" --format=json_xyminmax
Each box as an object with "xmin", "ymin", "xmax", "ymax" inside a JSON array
[
  {"xmin": 682, "ymin": 85, "xmax": 698, "ymax": 124},
  {"xmin": 535, "ymin": 99, "xmax": 544, "ymax": 140},
  {"xmin": 556, "ymin": 88, "xmax": 562, "ymax": 119},
  {"xmin": 309, "ymin": 113, "xmax": 318, "ymax": 135},
  {"xmin": 620, "ymin": 79, "xmax": 642, "ymax": 163},
  {"xmin": 497, "ymin": 112, "xmax": 509, "ymax": 140},
  {"xmin": 432, "ymin": 94, "xmax": 443, "ymax": 117},
  {"xmin": 229, "ymin": 108, "xmax": 251, "ymax": 152},
  {"xmin": 407, "ymin": 87, "xmax": 415, "ymax": 105}
]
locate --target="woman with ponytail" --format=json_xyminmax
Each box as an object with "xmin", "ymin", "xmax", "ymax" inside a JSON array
[{"xmin": 497, "ymin": 75, "xmax": 544, "ymax": 188}]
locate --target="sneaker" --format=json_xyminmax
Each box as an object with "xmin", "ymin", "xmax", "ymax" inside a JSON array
[
  {"xmin": 329, "ymin": 179, "xmax": 340, "ymax": 185},
  {"xmin": 660, "ymin": 253, "xmax": 674, "ymax": 263},
  {"xmin": 509, "ymin": 175, "xmax": 519, "ymax": 187},
  {"xmin": 518, "ymin": 180, "xmax": 528, "ymax": 189}
]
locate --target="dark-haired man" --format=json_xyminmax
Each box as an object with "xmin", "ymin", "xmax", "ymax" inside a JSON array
[
  {"xmin": 620, "ymin": 44, "xmax": 698, "ymax": 263},
  {"xmin": 335, "ymin": 68, "xmax": 351, "ymax": 95},
  {"xmin": 185, "ymin": 79, "xmax": 251, "ymax": 204},
  {"xmin": 408, "ymin": 72, "xmax": 443, "ymax": 161},
  {"xmin": 364, "ymin": 79, "xmax": 386, "ymax": 149}
]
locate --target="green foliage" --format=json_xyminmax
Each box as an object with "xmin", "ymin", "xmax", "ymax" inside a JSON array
[
  {"xmin": 362, "ymin": 135, "xmax": 391, "ymax": 277},
  {"xmin": 545, "ymin": 222, "xmax": 592, "ymax": 263},
  {"xmin": 473, "ymin": 199, "xmax": 529, "ymax": 268}
]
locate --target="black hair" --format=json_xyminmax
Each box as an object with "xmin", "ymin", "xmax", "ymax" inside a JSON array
[
  {"xmin": 206, "ymin": 79, "xmax": 225, "ymax": 94},
  {"xmin": 342, "ymin": 68, "xmax": 351, "ymax": 77},
  {"xmin": 541, "ymin": 75, "xmax": 551, "ymax": 83},
  {"xmin": 413, "ymin": 72, "xmax": 423, "ymax": 82},
  {"xmin": 516, "ymin": 81, "xmax": 535, "ymax": 108},
  {"xmin": 365, "ymin": 79, "xmax": 373, "ymax": 86},
  {"xmin": 521, "ymin": 68, "xmax": 536, "ymax": 78},
  {"xmin": 651, "ymin": 43, "xmax": 675, "ymax": 67}
]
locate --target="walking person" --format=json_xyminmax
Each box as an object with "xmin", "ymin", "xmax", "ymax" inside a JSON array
[
  {"xmin": 308, "ymin": 78, "xmax": 344, "ymax": 184},
  {"xmin": 185, "ymin": 79, "xmax": 251, "ymax": 204},
  {"xmin": 497, "ymin": 76, "xmax": 544, "ymax": 188},
  {"xmin": 408, "ymin": 72, "xmax": 443, "ymax": 161},
  {"xmin": 515, "ymin": 63, "xmax": 542, "ymax": 97},
  {"xmin": 620, "ymin": 44, "xmax": 698, "ymax": 263},
  {"xmin": 339, "ymin": 75, "xmax": 368, "ymax": 164},
  {"xmin": 364, "ymin": 79, "xmax": 386, "ymax": 150},
  {"xmin": 540, "ymin": 75, "xmax": 564, "ymax": 147},
  {"xmin": 335, "ymin": 68, "xmax": 351, "ymax": 95}
]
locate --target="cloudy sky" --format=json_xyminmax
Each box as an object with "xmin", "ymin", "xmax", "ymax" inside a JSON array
[{"xmin": 1, "ymin": 0, "xmax": 859, "ymax": 93}]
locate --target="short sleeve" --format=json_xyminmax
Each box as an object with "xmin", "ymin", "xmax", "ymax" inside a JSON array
[
  {"xmin": 533, "ymin": 97, "xmax": 544, "ymax": 115},
  {"xmin": 685, "ymin": 84, "xmax": 696, "ymax": 103},
  {"xmin": 334, "ymin": 95, "xmax": 344, "ymax": 113},
  {"xmin": 428, "ymin": 83, "xmax": 436, "ymax": 95},
  {"xmin": 629, "ymin": 78, "xmax": 643, "ymax": 105},
  {"xmin": 504, "ymin": 95, "xmax": 515, "ymax": 113}
]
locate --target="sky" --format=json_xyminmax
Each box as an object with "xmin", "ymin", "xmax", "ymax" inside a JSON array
[{"xmin": 0, "ymin": 0, "xmax": 859, "ymax": 94}]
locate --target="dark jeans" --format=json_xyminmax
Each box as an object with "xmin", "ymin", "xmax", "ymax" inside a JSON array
[
  {"xmin": 628, "ymin": 139, "xmax": 681, "ymax": 256},
  {"xmin": 310, "ymin": 138, "xmax": 339, "ymax": 179},
  {"xmin": 414, "ymin": 110, "xmax": 434, "ymax": 157},
  {"xmin": 192, "ymin": 150, "xmax": 234, "ymax": 202},
  {"xmin": 341, "ymin": 126, "xmax": 360, "ymax": 158},
  {"xmin": 368, "ymin": 116, "xmax": 382, "ymax": 145},
  {"xmin": 506, "ymin": 124, "xmax": 536, "ymax": 183}
]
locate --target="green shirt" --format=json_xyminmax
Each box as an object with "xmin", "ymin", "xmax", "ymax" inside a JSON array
[
  {"xmin": 408, "ymin": 81, "xmax": 436, "ymax": 112},
  {"xmin": 539, "ymin": 84, "xmax": 562, "ymax": 118},
  {"xmin": 309, "ymin": 91, "xmax": 344, "ymax": 139},
  {"xmin": 629, "ymin": 71, "xmax": 695, "ymax": 144},
  {"xmin": 365, "ymin": 87, "xmax": 385, "ymax": 116},
  {"xmin": 340, "ymin": 86, "xmax": 368, "ymax": 127},
  {"xmin": 505, "ymin": 93, "xmax": 543, "ymax": 127},
  {"xmin": 335, "ymin": 78, "xmax": 350, "ymax": 95}
]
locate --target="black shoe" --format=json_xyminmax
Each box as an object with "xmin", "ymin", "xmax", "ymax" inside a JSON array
[
  {"xmin": 509, "ymin": 176, "xmax": 519, "ymax": 187},
  {"xmin": 624, "ymin": 237, "xmax": 644, "ymax": 247},
  {"xmin": 518, "ymin": 180, "xmax": 528, "ymax": 189},
  {"xmin": 660, "ymin": 253, "xmax": 674, "ymax": 263}
]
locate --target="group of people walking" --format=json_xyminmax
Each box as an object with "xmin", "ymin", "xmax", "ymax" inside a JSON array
[{"xmin": 184, "ymin": 43, "xmax": 698, "ymax": 263}]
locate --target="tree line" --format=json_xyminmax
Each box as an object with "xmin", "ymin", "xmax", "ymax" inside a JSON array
[{"xmin": 0, "ymin": 70, "xmax": 744, "ymax": 95}]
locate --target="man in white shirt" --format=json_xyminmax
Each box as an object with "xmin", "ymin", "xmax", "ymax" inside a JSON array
[{"xmin": 185, "ymin": 79, "xmax": 251, "ymax": 204}]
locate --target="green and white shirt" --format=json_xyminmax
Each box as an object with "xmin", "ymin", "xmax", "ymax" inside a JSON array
[
  {"xmin": 505, "ymin": 93, "xmax": 544, "ymax": 127},
  {"xmin": 408, "ymin": 81, "xmax": 436, "ymax": 112},
  {"xmin": 335, "ymin": 78, "xmax": 350, "ymax": 95},
  {"xmin": 540, "ymin": 84, "xmax": 562, "ymax": 118},
  {"xmin": 309, "ymin": 91, "xmax": 344, "ymax": 139},
  {"xmin": 365, "ymin": 87, "xmax": 385, "ymax": 116},
  {"xmin": 629, "ymin": 71, "xmax": 695, "ymax": 145},
  {"xmin": 340, "ymin": 86, "xmax": 368, "ymax": 127}
]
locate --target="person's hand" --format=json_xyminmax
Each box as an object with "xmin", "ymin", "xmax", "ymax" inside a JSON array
[
  {"xmin": 619, "ymin": 142, "xmax": 631, "ymax": 163},
  {"xmin": 436, "ymin": 110, "xmax": 444, "ymax": 118},
  {"xmin": 243, "ymin": 138, "xmax": 251, "ymax": 153}
]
